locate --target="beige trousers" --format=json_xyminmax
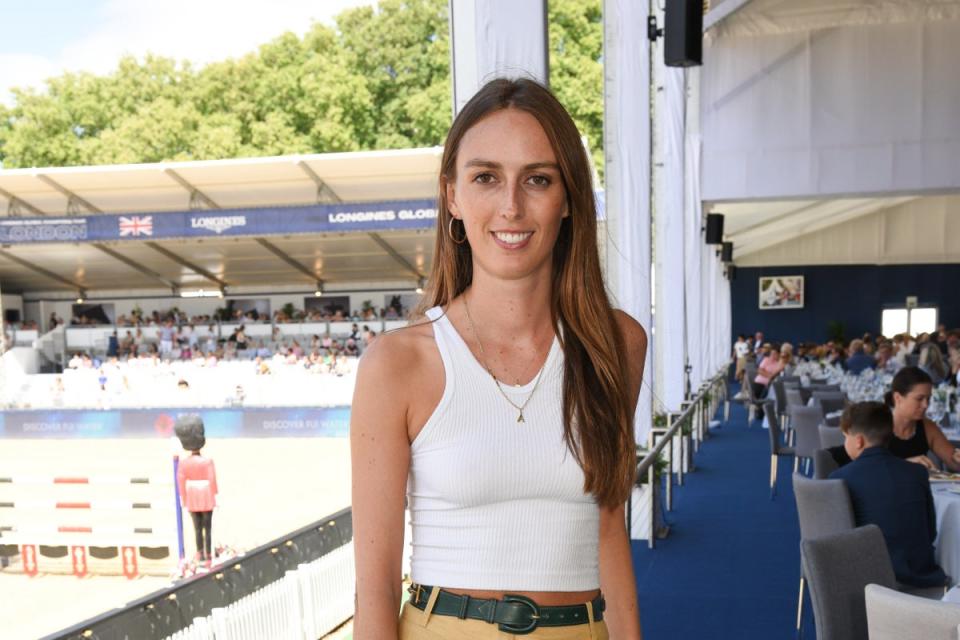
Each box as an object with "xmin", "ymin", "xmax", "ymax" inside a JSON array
[{"xmin": 397, "ymin": 587, "xmax": 610, "ymax": 639}]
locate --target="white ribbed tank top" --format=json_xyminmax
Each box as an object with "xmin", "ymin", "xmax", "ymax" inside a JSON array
[{"xmin": 406, "ymin": 306, "xmax": 600, "ymax": 591}]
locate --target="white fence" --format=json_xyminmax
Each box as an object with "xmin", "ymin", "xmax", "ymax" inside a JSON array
[{"xmin": 164, "ymin": 542, "xmax": 354, "ymax": 640}]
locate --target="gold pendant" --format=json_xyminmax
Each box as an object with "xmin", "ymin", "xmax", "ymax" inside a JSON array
[{"xmin": 517, "ymin": 411, "xmax": 525, "ymax": 423}]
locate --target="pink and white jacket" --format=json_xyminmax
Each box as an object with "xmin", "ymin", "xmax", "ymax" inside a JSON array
[{"xmin": 177, "ymin": 454, "xmax": 218, "ymax": 513}]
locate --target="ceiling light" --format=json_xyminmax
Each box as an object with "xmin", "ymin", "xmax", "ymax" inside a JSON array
[
  {"xmin": 415, "ymin": 277, "xmax": 426, "ymax": 295},
  {"xmin": 76, "ymin": 290, "xmax": 86, "ymax": 304},
  {"xmin": 314, "ymin": 281, "xmax": 324, "ymax": 297}
]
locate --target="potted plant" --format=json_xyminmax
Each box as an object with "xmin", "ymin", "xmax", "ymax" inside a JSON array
[{"xmin": 631, "ymin": 450, "xmax": 667, "ymax": 541}]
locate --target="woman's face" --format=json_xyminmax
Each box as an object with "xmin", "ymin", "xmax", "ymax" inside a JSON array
[
  {"xmin": 894, "ymin": 383, "xmax": 932, "ymax": 421},
  {"xmin": 445, "ymin": 108, "xmax": 568, "ymax": 283}
]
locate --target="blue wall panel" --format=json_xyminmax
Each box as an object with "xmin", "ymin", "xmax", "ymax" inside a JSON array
[{"xmin": 731, "ymin": 264, "xmax": 960, "ymax": 344}]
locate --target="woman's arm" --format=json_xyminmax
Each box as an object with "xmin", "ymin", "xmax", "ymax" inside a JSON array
[
  {"xmin": 350, "ymin": 336, "xmax": 415, "ymax": 640},
  {"xmin": 924, "ymin": 420, "xmax": 960, "ymax": 472},
  {"xmin": 599, "ymin": 503, "xmax": 642, "ymax": 639},
  {"xmin": 607, "ymin": 310, "xmax": 648, "ymax": 639}
]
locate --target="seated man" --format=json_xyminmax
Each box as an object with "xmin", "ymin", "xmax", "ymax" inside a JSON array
[{"xmin": 829, "ymin": 401, "xmax": 947, "ymax": 588}]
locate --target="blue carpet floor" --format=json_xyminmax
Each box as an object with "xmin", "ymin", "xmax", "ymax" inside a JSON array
[{"xmin": 632, "ymin": 384, "xmax": 816, "ymax": 639}]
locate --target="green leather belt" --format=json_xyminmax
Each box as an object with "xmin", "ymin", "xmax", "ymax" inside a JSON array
[{"xmin": 408, "ymin": 584, "xmax": 604, "ymax": 635}]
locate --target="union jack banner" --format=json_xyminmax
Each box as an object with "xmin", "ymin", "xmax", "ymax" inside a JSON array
[{"xmin": 118, "ymin": 216, "xmax": 153, "ymax": 237}]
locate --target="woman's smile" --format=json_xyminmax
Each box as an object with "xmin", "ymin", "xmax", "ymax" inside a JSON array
[{"xmin": 491, "ymin": 230, "xmax": 534, "ymax": 249}]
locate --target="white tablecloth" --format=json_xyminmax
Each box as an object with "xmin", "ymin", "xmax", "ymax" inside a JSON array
[{"xmin": 932, "ymin": 484, "xmax": 960, "ymax": 585}]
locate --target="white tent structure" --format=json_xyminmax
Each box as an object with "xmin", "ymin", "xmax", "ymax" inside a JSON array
[{"xmin": 703, "ymin": 0, "xmax": 960, "ymax": 267}]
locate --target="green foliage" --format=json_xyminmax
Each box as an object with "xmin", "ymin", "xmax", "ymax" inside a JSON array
[
  {"xmin": 549, "ymin": 0, "xmax": 605, "ymax": 180},
  {"xmin": 636, "ymin": 451, "xmax": 668, "ymax": 485},
  {"xmin": 827, "ymin": 321, "xmax": 847, "ymax": 345},
  {"xmin": 0, "ymin": 0, "xmax": 604, "ymax": 176}
]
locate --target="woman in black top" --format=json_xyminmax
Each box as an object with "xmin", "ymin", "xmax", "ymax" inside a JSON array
[
  {"xmin": 829, "ymin": 366, "xmax": 960, "ymax": 470},
  {"xmin": 887, "ymin": 367, "xmax": 960, "ymax": 471}
]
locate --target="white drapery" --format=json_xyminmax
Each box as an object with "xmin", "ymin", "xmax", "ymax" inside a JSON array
[
  {"xmin": 603, "ymin": 0, "xmax": 653, "ymax": 444},
  {"xmin": 654, "ymin": 64, "xmax": 688, "ymax": 412},
  {"xmin": 684, "ymin": 133, "xmax": 704, "ymax": 390},
  {"xmin": 448, "ymin": 0, "xmax": 548, "ymax": 114},
  {"xmin": 702, "ymin": 3, "xmax": 960, "ymax": 201}
]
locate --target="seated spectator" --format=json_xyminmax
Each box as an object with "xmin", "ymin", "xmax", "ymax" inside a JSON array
[
  {"xmin": 845, "ymin": 339, "xmax": 876, "ymax": 374},
  {"xmin": 829, "ymin": 401, "xmax": 947, "ymax": 589},
  {"xmin": 779, "ymin": 342, "xmax": 795, "ymax": 376},
  {"xmin": 345, "ymin": 338, "xmax": 359, "ymax": 357},
  {"xmin": 875, "ymin": 342, "xmax": 900, "ymax": 375},
  {"xmin": 918, "ymin": 342, "xmax": 948, "ymax": 385},
  {"xmin": 120, "ymin": 330, "xmax": 135, "ymax": 357},
  {"xmin": 887, "ymin": 366, "xmax": 960, "ymax": 469}
]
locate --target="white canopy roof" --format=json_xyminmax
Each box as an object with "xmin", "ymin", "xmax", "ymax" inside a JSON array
[
  {"xmin": 0, "ymin": 149, "xmax": 443, "ymax": 295},
  {"xmin": 0, "ymin": 147, "xmax": 443, "ymax": 216}
]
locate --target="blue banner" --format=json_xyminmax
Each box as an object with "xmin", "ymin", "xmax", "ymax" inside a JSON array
[
  {"xmin": 0, "ymin": 200, "xmax": 438, "ymax": 245},
  {"xmin": 0, "ymin": 407, "xmax": 351, "ymax": 438}
]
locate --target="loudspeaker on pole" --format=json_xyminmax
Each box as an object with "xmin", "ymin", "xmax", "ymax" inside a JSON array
[
  {"xmin": 705, "ymin": 213, "xmax": 724, "ymax": 245},
  {"xmin": 664, "ymin": 0, "xmax": 703, "ymax": 67},
  {"xmin": 721, "ymin": 242, "xmax": 733, "ymax": 263}
]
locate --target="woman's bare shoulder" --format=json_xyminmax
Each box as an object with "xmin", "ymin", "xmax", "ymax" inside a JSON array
[
  {"xmin": 612, "ymin": 309, "xmax": 649, "ymax": 355},
  {"xmin": 359, "ymin": 320, "xmax": 437, "ymax": 374}
]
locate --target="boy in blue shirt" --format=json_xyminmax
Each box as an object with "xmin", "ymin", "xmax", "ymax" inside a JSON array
[{"xmin": 829, "ymin": 401, "xmax": 947, "ymax": 588}]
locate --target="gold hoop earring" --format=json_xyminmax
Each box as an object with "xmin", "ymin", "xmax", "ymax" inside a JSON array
[{"xmin": 448, "ymin": 217, "xmax": 467, "ymax": 245}]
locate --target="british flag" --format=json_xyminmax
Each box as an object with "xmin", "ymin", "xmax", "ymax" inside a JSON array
[{"xmin": 118, "ymin": 216, "xmax": 153, "ymax": 237}]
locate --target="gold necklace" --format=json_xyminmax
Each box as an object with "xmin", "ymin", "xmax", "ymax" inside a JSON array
[{"xmin": 462, "ymin": 293, "xmax": 547, "ymax": 423}]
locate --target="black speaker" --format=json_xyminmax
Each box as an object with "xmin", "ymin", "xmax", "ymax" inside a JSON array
[
  {"xmin": 720, "ymin": 242, "xmax": 733, "ymax": 262},
  {"xmin": 705, "ymin": 213, "xmax": 724, "ymax": 244},
  {"xmin": 726, "ymin": 265, "xmax": 737, "ymax": 281},
  {"xmin": 664, "ymin": 0, "xmax": 703, "ymax": 67},
  {"xmin": 4, "ymin": 309, "xmax": 20, "ymax": 323}
]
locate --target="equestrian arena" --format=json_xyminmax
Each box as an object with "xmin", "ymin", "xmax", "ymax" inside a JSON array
[{"xmin": 0, "ymin": 435, "xmax": 352, "ymax": 639}]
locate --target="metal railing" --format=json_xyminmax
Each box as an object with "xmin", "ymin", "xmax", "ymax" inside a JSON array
[
  {"xmin": 40, "ymin": 507, "xmax": 352, "ymax": 640},
  {"xmin": 632, "ymin": 367, "xmax": 729, "ymax": 548}
]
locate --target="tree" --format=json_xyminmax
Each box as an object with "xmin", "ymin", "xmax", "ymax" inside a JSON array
[
  {"xmin": 0, "ymin": 0, "xmax": 603, "ymax": 178},
  {"xmin": 549, "ymin": 0, "xmax": 604, "ymax": 180}
]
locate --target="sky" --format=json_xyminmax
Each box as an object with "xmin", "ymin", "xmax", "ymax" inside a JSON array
[{"xmin": 0, "ymin": 0, "xmax": 374, "ymax": 105}]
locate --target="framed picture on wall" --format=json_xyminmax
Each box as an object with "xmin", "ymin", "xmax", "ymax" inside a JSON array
[{"xmin": 759, "ymin": 276, "xmax": 804, "ymax": 310}]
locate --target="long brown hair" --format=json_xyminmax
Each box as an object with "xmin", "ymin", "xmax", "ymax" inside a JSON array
[{"xmin": 418, "ymin": 78, "xmax": 635, "ymax": 508}]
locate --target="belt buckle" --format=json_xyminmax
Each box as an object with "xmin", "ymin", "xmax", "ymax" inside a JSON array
[{"xmin": 497, "ymin": 594, "xmax": 540, "ymax": 635}]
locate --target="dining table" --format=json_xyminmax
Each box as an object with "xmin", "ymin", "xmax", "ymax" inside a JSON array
[{"xmin": 930, "ymin": 472, "xmax": 960, "ymax": 586}]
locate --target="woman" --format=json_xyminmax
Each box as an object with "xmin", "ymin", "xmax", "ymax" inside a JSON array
[
  {"xmin": 918, "ymin": 343, "xmax": 948, "ymax": 385},
  {"xmin": 779, "ymin": 342, "xmax": 795, "ymax": 376},
  {"xmin": 351, "ymin": 79, "xmax": 646, "ymax": 639},
  {"xmin": 887, "ymin": 366, "xmax": 960, "ymax": 470},
  {"xmin": 752, "ymin": 346, "xmax": 783, "ymax": 419}
]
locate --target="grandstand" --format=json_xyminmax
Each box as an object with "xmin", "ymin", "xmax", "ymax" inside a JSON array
[{"xmin": 0, "ymin": 148, "xmax": 442, "ymax": 639}]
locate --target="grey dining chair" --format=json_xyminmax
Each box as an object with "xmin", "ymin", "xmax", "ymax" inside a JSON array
[
  {"xmin": 734, "ymin": 366, "xmax": 761, "ymax": 425},
  {"xmin": 865, "ymin": 583, "xmax": 960, "ymax": 640},
  {"xmin": 772, "ymin": 379, "xmax": 790, "ymax": 430},
  {"xmin": 811, "ymin": 383, "xmax": 842, "ymax": 393},
  {"xmin": 765, "ymin": 400, "xmax": 794, "ymax": 499},
  {"xmin": 812, "ymin": 391, "xmax": 847, "ymax": 417},
  {"xmin": 813, "ymin": 448, "xmax": 839, "ymax": 479},
  {"xmin": 791, "ymin": 406, "xmax": 824, "ymax": 475},
  {"xmin": 802, "ymin": 525, "xmax": 897, "ymax": 640},
  {"xmin": 793, "ymin": 473, "xmax": 856, "ymax": 637},
  {"xmin": 819, "ymin": 424, "xmax": 845, "ymax": 449}
]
